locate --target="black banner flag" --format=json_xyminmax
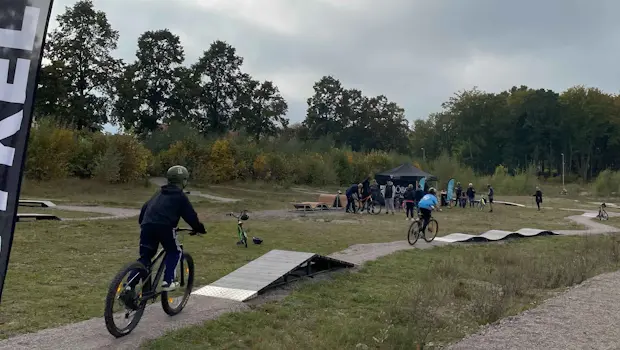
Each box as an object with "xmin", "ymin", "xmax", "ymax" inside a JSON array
[{"xmin": 0, "ymin": 0, "xmax": 54, "ymax": 303}]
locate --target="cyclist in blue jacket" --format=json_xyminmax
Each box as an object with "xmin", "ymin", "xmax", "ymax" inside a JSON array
[{"xmin": 417, "ymin": 187, "xmax": 441, "ymax": 235}]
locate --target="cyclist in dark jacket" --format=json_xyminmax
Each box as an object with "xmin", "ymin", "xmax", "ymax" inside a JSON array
[{"xmin": 134, "ymin": 165, "xmax": 206, "ymax": 292}]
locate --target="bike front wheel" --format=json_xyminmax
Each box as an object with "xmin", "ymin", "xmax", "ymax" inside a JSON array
[
  {"xmin": 407, "ymin": 220, "xmax": 421, "ymax": 245},
  {"xmin": 424, "ymin": 219, "xmax": 439, "ymax": 243},
  {"xmin": 104, "ymin": 261, "xmax": 148, "ymax": 338},
  {"xmin": 369, "ymin": 200, "xmax": 382, "ymax": 215},
  {"xmin": 161, "ymin": 252, "xmax": 195, "ymax": 316}
]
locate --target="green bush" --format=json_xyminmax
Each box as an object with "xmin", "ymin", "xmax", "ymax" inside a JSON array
[{"xmin": 25, "ymin": 121, "xmax": 75, "ymax": 180}]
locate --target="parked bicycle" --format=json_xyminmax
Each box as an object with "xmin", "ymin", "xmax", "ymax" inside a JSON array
[
  {"xmin": 407, "ymin": 213, "xmax": 439, "ymax": 245},
  {"xmin": 104, "ymin": 228, "xmax": 202, "ymax": 338},
  {"xmin": 597, "ymin": 203, "xmax": 609, "ymax": 221},
  {"xmin": 228, "ymin": 210, "xmax": 250, "ymax": 247},
  {"xmin": 356, "ymin": 194, "xmax": 382, "ymax": 215}
]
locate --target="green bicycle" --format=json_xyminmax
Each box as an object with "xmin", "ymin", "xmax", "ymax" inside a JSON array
[{"xmin": 228, "ymin": 210, "xmax": 249, "ymax": 247}]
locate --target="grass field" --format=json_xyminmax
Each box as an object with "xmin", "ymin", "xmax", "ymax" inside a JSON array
[
  {"xmin": 2, "ymin": 180, "xmax": 614, "ymax": 345},
  {"xmin": 144, "ymin": 234, "xmax": 620, "ymax": 349}
]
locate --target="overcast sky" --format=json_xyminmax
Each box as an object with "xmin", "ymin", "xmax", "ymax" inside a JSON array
[{"xmin": 47, "ymin": 0, "xmax": 620, "ymax": 133}]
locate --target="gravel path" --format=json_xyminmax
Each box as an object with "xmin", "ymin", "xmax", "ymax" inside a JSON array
[
  {"xmin": 55, "ymin": 205, "xmax": 140, "ymax": 221},
  {"xmin": 447, "ymin": 270, "xmax": 620, "ymax": 350},
  {"xmin": 3, "ymin": 208, "xmax": 620, "ymax": 349}
]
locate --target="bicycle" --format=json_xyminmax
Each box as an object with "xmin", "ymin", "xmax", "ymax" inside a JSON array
[
  {"xmin": 394, "ymin": 193, "xmax": 404, "ymax": 213},
  {"xmin": 227, "ymin": 210, "xmax": 249, "ymax": 247},
  {"xmin": 356, "ymin": 194, "xmax": 382, "ymax": 215},
  {"xmin": 104, "ymin": 228, "xmax": 202, "ymax": 338},
  {"xmin": 597, "ymin": 203, "xmax": 609, "ymax": 221},
  {"xmin": 407, "ymin": 210, "xmax": 439, "ymax": 245}
]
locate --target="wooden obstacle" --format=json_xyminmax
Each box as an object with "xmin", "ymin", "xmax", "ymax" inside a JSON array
[
  {"xmin": 317, "ymin": 194, "xmax": 348, "ymax": 208},
  {"xmin": 291, "ymin": 202, "xmax": 331, "ymax": 211},
  {"xmin": 16, "ymin": 213, "xmax": 61, "ymax": 222}
]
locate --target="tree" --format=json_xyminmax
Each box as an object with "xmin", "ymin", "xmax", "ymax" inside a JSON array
[
  {"xmin": 112, "ymin": 29, "xmax": 185, "ymax": 136},
  {"xmin": 303, "ymin": 76, "xmax": 346, "ymax": 142},
  {"xmin": 233, "ymin": 76, "xmax": 289, "ymax": 142},
  {"xmin": 193, "ymin": 40, "xmax": 244, "ymax": 134},
  {"xmin": 43, "ymin": 0, "xmax": 120, "ymax": 130}
]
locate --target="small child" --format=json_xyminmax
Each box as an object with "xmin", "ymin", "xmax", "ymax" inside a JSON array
[{"xmin": 133, "ymin": 165, "xmax": 206, "ymax": 291}]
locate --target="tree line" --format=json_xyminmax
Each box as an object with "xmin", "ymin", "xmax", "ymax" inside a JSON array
[{"xmin": 34, "ymin": 0, "xmax": 620, "ymax": 180}]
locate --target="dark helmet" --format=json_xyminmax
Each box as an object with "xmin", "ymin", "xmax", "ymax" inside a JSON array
[
  {"xmin": 428, "ymin": 187, "xmax": 437, "ymax": 195},
  {"xmin": 166, "ymin": 165, "xmax": 190, "ymax": 188},
  {"xmin": 252, "ymin": 236, "xmax": 263, "ymax": 245}
]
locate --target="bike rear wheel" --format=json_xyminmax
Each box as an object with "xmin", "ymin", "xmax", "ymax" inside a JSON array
[
  {"xmin": 161, "ymin": 252, "xmax": 195, "ymax": 316},
  {"xmin": 104, "ymin": 261, "xmax": 148, "ymax": 338},
  {"xmin": 407, "ymin": 220, "xmax": 421, "ymax": 245},
  {"xmin": 424, "ymin": 219, "xmax": 439, "ymax": 243}
]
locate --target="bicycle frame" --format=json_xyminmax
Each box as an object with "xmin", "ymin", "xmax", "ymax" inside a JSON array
[
  {"xmin": 128, "ymin": 230, "xmax": 189, "ymax": 302},
  {"xmin": 228, "ymin": 210, "xmax": 248, "ymax": 241}
]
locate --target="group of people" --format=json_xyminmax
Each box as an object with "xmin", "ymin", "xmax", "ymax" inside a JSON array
[{"xmin": 453, "ymin": 182, "xmax": 494, "ymax": 212}]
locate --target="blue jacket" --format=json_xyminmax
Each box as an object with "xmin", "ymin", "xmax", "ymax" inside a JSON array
[{"xmin": 418, "ymin": 194, "xmax": 439, "ymax": 210}]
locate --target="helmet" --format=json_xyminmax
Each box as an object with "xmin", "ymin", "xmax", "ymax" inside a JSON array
[
  {"xmin": 252, "ymin": 236, "xmax": 263, "ymax": 245},
  {"xmin": 166, "ymin": 165, "xmax": 190, "ymax": 188},
  {"xmin": 429, "ymin": 187, "xmax": 437, "ymax": 195}
]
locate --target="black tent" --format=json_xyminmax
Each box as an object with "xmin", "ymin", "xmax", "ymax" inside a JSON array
[{"xmin": 375, "ymin": 163, "xmax": 435, "ymax": 186}]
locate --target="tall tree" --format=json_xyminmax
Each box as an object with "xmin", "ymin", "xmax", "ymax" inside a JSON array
[
  {"xmin": 43, "ymin": 0, "xmax": 120, "ymax": 130},
  {"xmin": 303, "ymin": 76, "xmax": 346, "ymax": 141},
  {"xmin": 112, "ymin": 29, "xmax": 185, "ymax": 136},
  {"xmin": 193, "ymin": 40, "xmax": 244, "ymax": 134},
  {"xmin": 233, "ymin": 76, "xmax": 289, "ymax": 142}
]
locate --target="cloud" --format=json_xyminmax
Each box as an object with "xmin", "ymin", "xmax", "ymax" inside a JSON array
[{"xmin": 47, "ymin": 0, "xmax": 620, "ymax": 126}]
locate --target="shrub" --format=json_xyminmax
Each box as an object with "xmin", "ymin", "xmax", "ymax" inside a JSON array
[
  {"xmin": 25, "ymin": 121, "xmax": 75, "ymax": 180},
  {"xmin": 94, "ymin": 135, "xmax": 151, "ymax": 183},
  {"xmin": 69, "ymin": 131, "xmax": 107, "ymax": 178},
  {"xmin": 208, "ymin": 139, "xmax": 235, "ymax": 183}
]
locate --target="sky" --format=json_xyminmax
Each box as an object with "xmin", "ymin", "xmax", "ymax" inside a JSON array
[{"xmin": 45, "ymin": 0, "xmax": 620, "ymax": 134}]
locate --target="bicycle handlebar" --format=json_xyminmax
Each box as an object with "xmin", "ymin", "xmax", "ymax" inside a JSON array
[
  {"xmin": 175, "ymin": 228, "xmax": 205, "ymax": 236},
  {"xmin": 227, "ymin": 210, "xmax": 248, "ymax": 219}
]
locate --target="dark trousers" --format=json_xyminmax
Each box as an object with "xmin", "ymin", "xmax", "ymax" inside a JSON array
[
  {"xmin": 130, "ymin": 224, "xmax": 182, "ymax": 287},
  {"xmin": 420, "ymin": 208, "xmax": 432, "ymax": 232},
  {"xmin": 346, "ymin": 195, "xmax": 356, "ymax": 213},
  {"xmin": 406, "ymin": 202, "xmax": 415, "ymax": 218}
]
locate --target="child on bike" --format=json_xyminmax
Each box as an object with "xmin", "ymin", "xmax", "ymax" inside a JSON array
[
  {"xmin": 418, "ymin": 187, "xmax": 440, "ymax": 235},
  {"xmin": 133, "ymin": 165, "xmax": 207, "ymax": 292}
]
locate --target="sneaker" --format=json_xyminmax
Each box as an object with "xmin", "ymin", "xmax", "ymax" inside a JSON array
[
  {"xmin": 161, "ymin": 281, "xmax": 180, "ymax": 291},
  {"xmin": 236, "ymin": 240, "xmax": 244, "ymax": 246}
]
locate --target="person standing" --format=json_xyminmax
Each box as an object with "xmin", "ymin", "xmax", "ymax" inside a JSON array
[
  {"xmin": 466, "ymin": 183, "xmax": 476, "ymax": 207},
  {"xmin": 384, "ymin": 181, "xmax": 395, "ymax": 215},
  {"xmin": 403, "ymin": 184, "xmax": 416, "ymax": 220},
  {"xmin": 345, "ymin": 183, "xmax": 361, "ymax": 213},
  {"xmin": 533, "ymin": 186, "xmax": 543, "ymax": 210},
  {"xmin": 455, "ymin": 182, "xmax": 463, "ymax": 207},
  {"xmin": 414, "ymin": 184, "xmax": 425, "ymax": 215},
  {"xmin": 487, "ymin": 184, "xmax": 494, "ymax": 212}
]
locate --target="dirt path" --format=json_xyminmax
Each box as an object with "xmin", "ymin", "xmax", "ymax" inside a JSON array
[
  {"xmin": 2, "ymin": 210, "xmax": 619, "ymax": 349},
  {"xmin": 447, "ymin": 270, "xmax": 620, "ymax": 350},
  {"xmin": 149, "ymin": 178, "xmax": 240, "ymax": 203},
  {"xmin": 55, "ymin": 205, "xmax": 140, "ymax": 221}
]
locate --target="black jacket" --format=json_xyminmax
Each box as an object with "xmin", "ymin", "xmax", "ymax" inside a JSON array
[
  {"xmin": 404, "ymin": 188, "xmax": 415, "ymax": 201},
  {"xmin": 414, "ymin": 189, "xmax": 425, "ymax": 202},
  {"xmin": 466, "ymin": 187, "xmax": 476, "ymax": 198},
  {"xmin": 384, "ymin": 185, "xmax": 394, "ymax": 199},
  {"xmin": 139, "ymin": 184, "xmax": 206, "ymax": 233}
]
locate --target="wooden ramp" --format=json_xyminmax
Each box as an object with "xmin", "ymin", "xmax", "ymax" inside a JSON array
[
  {"xmin": 193, "ymin": 249, "xmax": 354, "ymax": 301},
  {"xmin": 291, "ymin": 202, "xmax": 330, "ymax": 211},
  {"xmin": 16, "ymin": 213, "xmax": 61, "ymax": 222},
  {"xmin": 18, "ymin": 199, "xmax": 57, "ymax": 208}
]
